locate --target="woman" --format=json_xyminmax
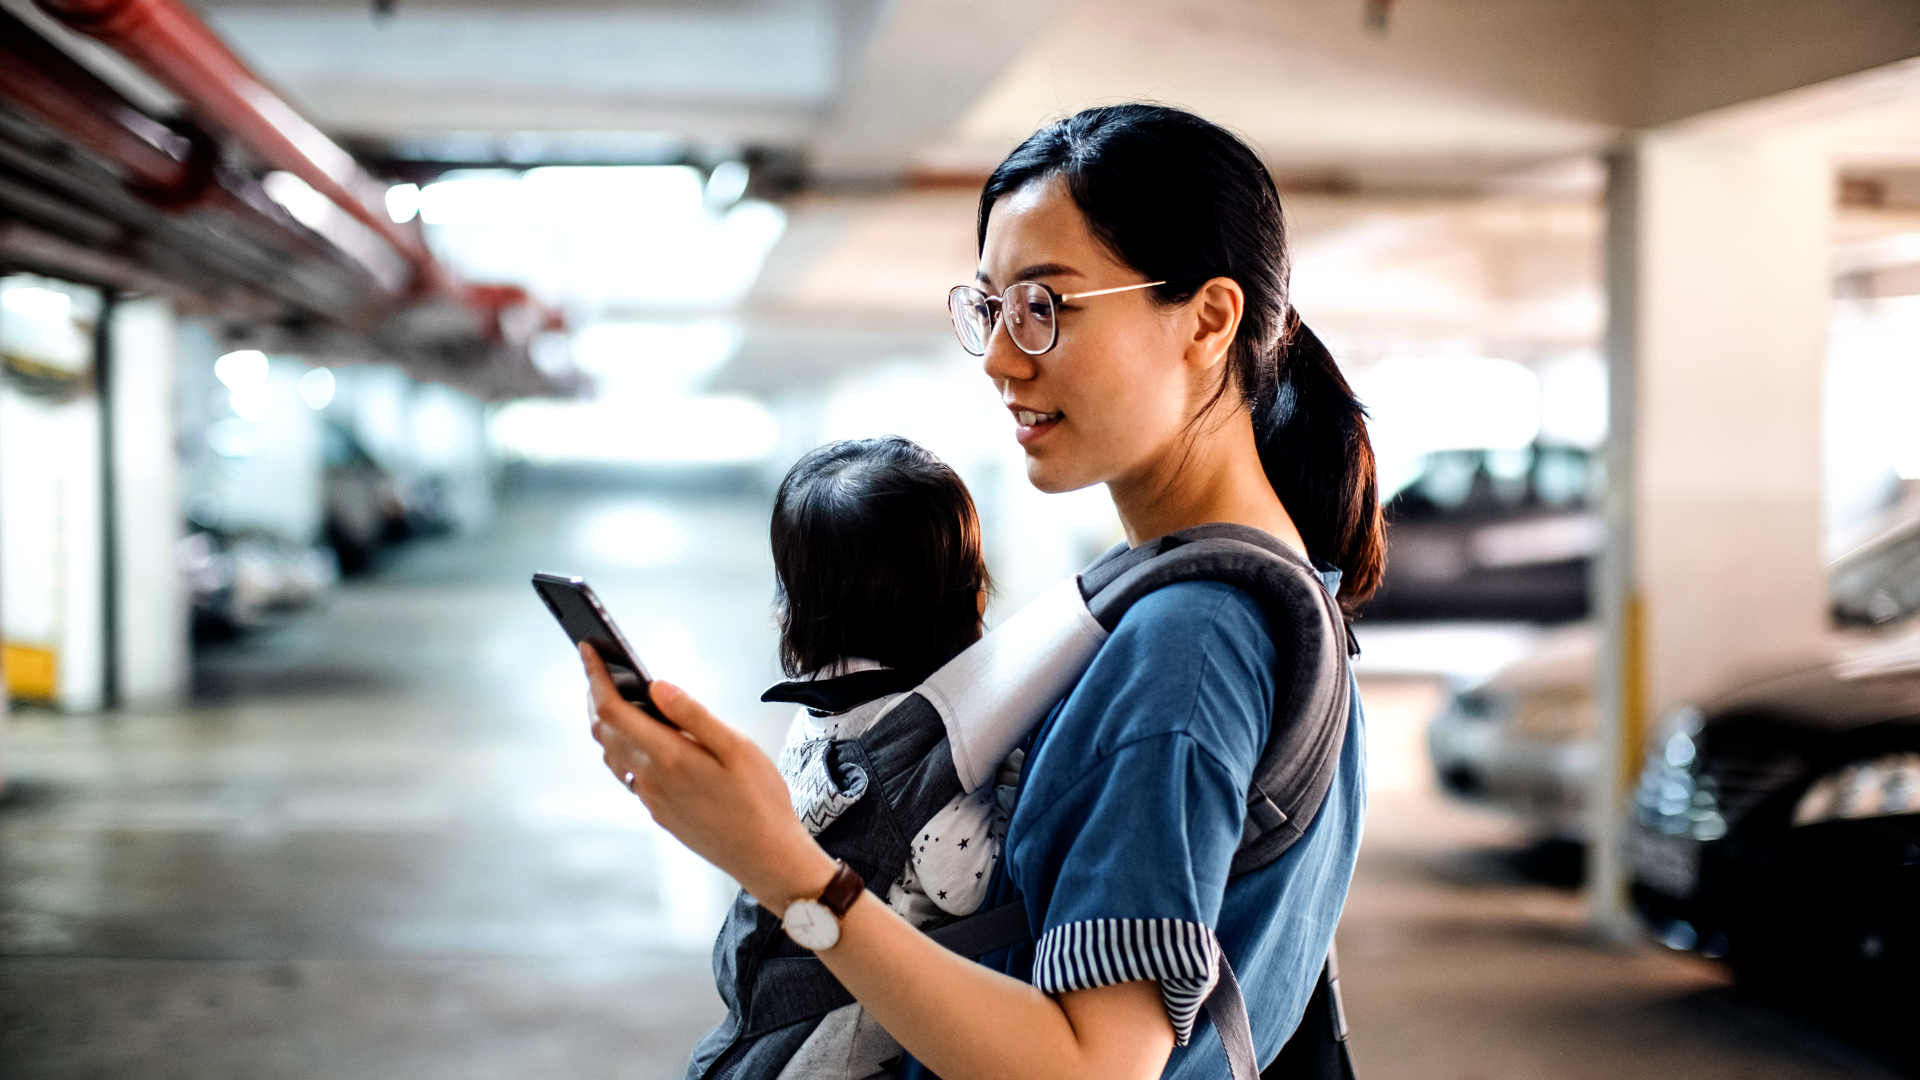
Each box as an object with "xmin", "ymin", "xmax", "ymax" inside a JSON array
[{"xmin": 586, "ymin": 104, "xmax": 1382, "ymax": 1080}]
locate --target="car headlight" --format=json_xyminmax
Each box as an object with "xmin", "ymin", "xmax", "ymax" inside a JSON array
[
  {"xmin": 1792, "ymin": 751, "xmax": 1920, "ymax": 826},
  {"xmin": 1635, "ymin": 707, "xmax": 1728, "ymax": 841}
]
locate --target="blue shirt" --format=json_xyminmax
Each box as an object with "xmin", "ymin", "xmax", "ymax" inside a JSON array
[{"xmin": 904, "ymin": 575, "xmax": 1366, "ymax": 1079}]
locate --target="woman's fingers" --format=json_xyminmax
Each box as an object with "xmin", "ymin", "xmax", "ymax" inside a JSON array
[
  {"xmin": 579, "ymin": 644, "xmax": 696, "ymax": 770},
  {"xmin": 578, "ymin": 643, "xmax": 622, "ymax": 713},
  {"xmin": 647, "ymin": 680, "xmax": 744, "ymax": 760}
]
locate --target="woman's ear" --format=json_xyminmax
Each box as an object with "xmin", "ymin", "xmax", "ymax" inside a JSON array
[{"xmin": 1184, "ymin": 276, "xmax": 1243, "ymax": 373}]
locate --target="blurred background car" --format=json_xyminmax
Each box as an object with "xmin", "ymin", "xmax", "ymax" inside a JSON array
[
  {"xmin": 179, "ymin": 528, "xmax": 339, "ymax": 639},
  {"xmin": 1428, "ymin": 624, "xmax": 1598, "ymax": 842},
  {"xmin": 1627, "ymin": 658, "xmax": 1920, "ymax": 997},
  {"xmin": 1365, "ymin": 444, "xmax": 1602, "ymax": 624}
]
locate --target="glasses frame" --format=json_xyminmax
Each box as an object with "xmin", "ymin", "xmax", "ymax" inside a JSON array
[{"xmin": 947, "ymin": 279, "xmax": 1167, "ymax": 357}]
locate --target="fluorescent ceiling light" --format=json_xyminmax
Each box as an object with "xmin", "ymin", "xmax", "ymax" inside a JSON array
[
  {"xmin": 299, "ymin": 367, "xmax": 336, "ymax": 410},
  {"xmin": 570, "ymin": 320, "xmax": 740, "ymax": 390},
  {"xmin": 418, "ymin": 166, "xmax": 784, "ymax": 309},
  {"xmin": 215, "ymin": 349, "xmax": 269, "ymax": 391},
  {"xmin": 1, "ymin": 286, "xmax": 71, "ymax": 321},
  {"xmin": 385, "ymin": 182, "xmax": 421, "ymax": 223},
  {"xmin": 419, "ymin": 165, "xmax": 703, "ymax": 226},
  {"xmin": 490, "ymin": 394, "xmax": 778, "ymax": 466}
]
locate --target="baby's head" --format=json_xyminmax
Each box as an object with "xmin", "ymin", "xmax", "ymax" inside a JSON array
[{"xmin": 772, "ymin": 436, "xmax": 989, "ymax": 683}]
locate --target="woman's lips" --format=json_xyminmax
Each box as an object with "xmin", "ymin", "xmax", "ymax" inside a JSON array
[{"xmin": 1011, "ymin": 408, "xmax": 1063, "ymax": 445}]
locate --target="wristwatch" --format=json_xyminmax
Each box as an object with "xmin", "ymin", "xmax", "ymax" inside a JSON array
[{"xmin": 782, "ymin": 860, "xmax": 864, "ymax": 951}]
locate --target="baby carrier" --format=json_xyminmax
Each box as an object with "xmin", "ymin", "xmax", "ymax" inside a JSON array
[{"xmin": 689, "ymin": 524, "xmax": 1358, "ymax": 1080}]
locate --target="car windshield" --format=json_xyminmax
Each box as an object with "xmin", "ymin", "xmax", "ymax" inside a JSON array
[{"xmin": 1389, "ymin": 445, "xmax": 1596, "ymax": 520}]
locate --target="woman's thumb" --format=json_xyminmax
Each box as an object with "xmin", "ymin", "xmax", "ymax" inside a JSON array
[{"xmin": 650, "ymin": 681, "xmax": 738, "ymax": 753}]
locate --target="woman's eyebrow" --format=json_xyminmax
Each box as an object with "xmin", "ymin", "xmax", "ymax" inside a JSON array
[
  {"xmin": 1016, "ymin": 262, "xmax": 1081, "ymax": 282},
  {"xmin": 975, "ymin": 262, "xmax": 1084, "ymax": 287}
]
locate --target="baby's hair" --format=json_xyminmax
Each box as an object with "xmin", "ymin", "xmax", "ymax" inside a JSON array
[{"xmin": 772, "ymin": 436, "xmax": 990, "ymax": 683}]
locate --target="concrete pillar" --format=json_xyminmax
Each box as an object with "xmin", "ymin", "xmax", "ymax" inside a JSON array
[
  {"xmin": 3, "ymin": 372, "xmax": 107, "ymax": 714},
  {"xmin": 1591, "ymin": 121, "xmax": 1833, "ymax": 935},
  {"xmin": 109, "ymin": 298, "xmax": 187, "ymax": 708}
]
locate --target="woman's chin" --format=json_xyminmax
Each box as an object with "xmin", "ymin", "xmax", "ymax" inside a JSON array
[{"xmin": 1022, "ymin": 454, "xmax": 1101, "ymax": 495}]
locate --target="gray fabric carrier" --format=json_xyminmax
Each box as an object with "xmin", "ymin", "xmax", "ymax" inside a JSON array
[{"xmin": 688, "ymin": 524, "xmax": 1353, "ymax": 1080}]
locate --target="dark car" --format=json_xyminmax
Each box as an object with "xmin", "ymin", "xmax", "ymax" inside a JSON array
[
  {"xmin": 1364, "ymin": 444, "xmax": 1602, "ymax": 623},
  {"xmin": 1628, "ymin": 658, "xmax": 1920, "ymax": 994}
]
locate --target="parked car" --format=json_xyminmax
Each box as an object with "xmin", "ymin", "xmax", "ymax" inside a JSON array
[
  {"xmin": 1627, "ymin": 660, "xmax": 1920, "ymax": 994},
  {"xmin": 1365, "ymin": 445, "xmax": 1601, "ymax": 624},
  {"xmin": 180, "ymin": 529, "xmax": 338, "ymax": 639},
  {"xmin": 1428, "ymin": 625, "xmax": 1597, "ymax": 840}
]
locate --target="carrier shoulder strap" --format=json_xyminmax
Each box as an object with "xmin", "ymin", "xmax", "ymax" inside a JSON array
[{"xmin": 1077, "ymin": 523, "xmax": 1353, "ymax": 876}]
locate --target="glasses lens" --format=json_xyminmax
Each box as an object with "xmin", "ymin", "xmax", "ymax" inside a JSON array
[
  {"xmin": 1003, "ymin": 283, "xmax": 1055, "ymax": 354},
  {"xmin": 948, "ymin": 286, "xmax": 991, "ymax": 355}
]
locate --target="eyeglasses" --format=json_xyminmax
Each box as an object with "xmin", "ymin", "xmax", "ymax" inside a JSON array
[{"xmin": 947, "ymin": 279, "xmax": 1166, "ymax": 357}]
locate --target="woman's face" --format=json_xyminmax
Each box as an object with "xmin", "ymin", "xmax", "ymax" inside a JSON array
[{"xmin": 977, "ymin": 177, "xmax": 1208, "ymax": 495}]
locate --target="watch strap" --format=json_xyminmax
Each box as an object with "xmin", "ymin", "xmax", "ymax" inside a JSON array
[{"xmin": 818, "ymin": 860, "xmax": 865, "ymax": 919}]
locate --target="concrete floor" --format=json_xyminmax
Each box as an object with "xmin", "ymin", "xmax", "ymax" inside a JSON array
[{"xmin": 0, "ymin": 478, "xmax": 1908, "ymax": 1079}]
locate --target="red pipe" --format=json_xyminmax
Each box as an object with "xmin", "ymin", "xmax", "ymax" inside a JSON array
[{"xmin": 33, "ymin": 0, "xmax": 444, "ymax": 297}]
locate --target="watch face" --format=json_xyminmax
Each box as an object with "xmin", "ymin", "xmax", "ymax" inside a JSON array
[{"xmin": 783, "ymin": 899, "xmax": 840, "ymax": 951}]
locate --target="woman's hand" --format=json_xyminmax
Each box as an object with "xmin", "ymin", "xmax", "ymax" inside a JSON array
[{"xmin": 582, "ymin": 644, "xmax": 838, "ymax": 912}]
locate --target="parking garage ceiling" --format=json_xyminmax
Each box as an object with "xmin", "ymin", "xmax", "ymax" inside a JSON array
[{"xmin": 187, "ymin": 0, "xmax": 1920, "ymax": 190}]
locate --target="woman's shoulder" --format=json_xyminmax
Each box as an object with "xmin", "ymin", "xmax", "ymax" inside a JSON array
[
  {"xmin": 1108, "ymin": 580, "xmax": 1277, "ymax": 693},
  {"xmin": 1112, "ymin": 578, "xmax": 1270, "ymax": 645},
  {"xmin": 1057, "ymin": 579, "xmax": 1277, "ymax": 766}
]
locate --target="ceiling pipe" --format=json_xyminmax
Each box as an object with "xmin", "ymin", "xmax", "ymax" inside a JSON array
[
  {"xmin": 0, "ymin": 13, "xmax": 202, "ymax": 202},
  {"xmin": 0, "ymin": 10, "xmax": 382, "ymax": 305},
  {"xmin": 31, "ymin": 0, "xmax": 446, "ymax": 298}
]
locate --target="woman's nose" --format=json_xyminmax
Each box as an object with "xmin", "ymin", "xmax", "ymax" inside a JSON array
[{"xmin": 981, "ymin": 323, "xmax": 1036, "ymax": 385}]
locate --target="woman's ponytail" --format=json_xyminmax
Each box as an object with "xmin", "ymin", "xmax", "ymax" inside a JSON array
[
  {"xmin": 980, "ymin": 104, "xmax": 1384, "ymax": 612},
  {"xmin": 1256, "ymin": 315, "xmax": 1384, "ymax": 615}
]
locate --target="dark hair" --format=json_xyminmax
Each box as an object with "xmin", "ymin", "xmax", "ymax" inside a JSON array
[
  {"xmin": 771, "ymin": 436, "xmax": 990, "ymax": 681},
  {"xmin": 978, "ymin": 104, "xmax": 1384, "ymax": 614}
]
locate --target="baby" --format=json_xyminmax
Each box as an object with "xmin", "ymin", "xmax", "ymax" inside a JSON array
[{"xmin": 757, "ymin": 435, "xmax": 1019, "ymax": 1078}]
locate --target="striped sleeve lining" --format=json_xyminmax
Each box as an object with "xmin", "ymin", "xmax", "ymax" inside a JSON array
[{"xmin": 1031, "ymin": 919, "xmax": 1221, "ymax": 1045}]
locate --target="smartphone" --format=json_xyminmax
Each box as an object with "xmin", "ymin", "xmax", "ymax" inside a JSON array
[{"xmin": 531, "ymin": 572, "xmax": 668, "ymax": 722}]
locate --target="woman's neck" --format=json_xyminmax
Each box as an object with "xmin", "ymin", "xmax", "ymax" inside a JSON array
[{"xmin": 1106, "ymin": 407, "xmax": 1307, "ymax": 556}]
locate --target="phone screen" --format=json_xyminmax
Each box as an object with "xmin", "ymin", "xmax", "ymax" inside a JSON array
[{"xmin": 531, "ymin": 573, "xmax": 666, "ymax": 721}]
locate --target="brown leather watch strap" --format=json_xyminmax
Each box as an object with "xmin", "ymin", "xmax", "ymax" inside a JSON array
[{"xmin": 818, "ymin": 860, "xmax": 865, "ymax": 919}]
